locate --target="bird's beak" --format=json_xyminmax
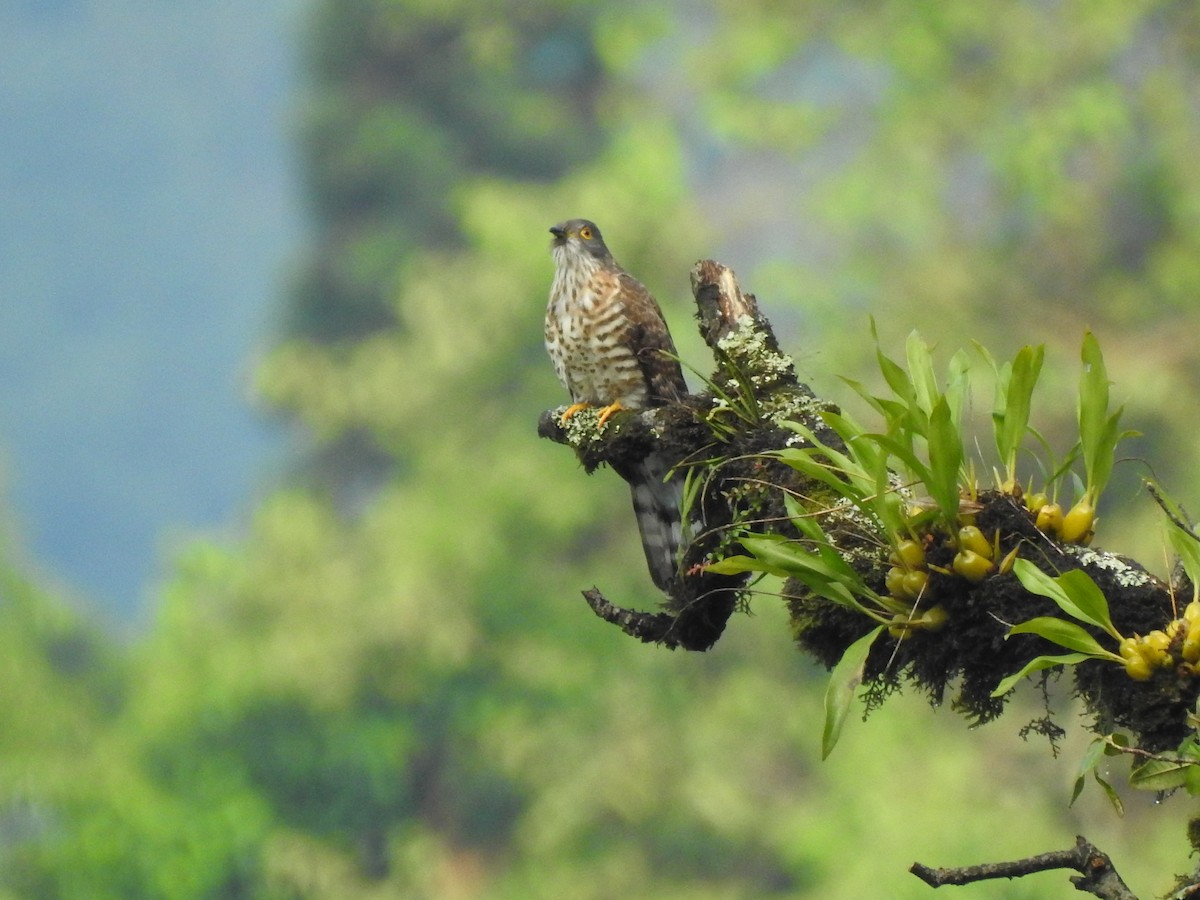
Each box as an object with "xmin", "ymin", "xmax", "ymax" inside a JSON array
[{"xmin": 549, "ymin": 225, "xmax": 567, "ymax": 241}]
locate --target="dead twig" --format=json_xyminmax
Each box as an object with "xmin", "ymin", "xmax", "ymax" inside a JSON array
[{"xmin": 910, "ymin": 835, "xmax": 1136, "ymax": 899}]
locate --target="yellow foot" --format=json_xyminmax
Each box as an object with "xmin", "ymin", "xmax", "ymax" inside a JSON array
[
  {"xmin": 596, "ymin": 401, "xmax": 624, "ymax": 427},
  {"xmin": 559, "ymin": 402, "xmax": 591, "ymax": 424}
]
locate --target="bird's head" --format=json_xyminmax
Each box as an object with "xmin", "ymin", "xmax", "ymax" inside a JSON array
[{"xmin": 549, "ymin": 219, "xmax": 612, "ymax": 262}]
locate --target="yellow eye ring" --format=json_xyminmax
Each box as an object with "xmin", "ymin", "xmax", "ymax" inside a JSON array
[{"xmin": 579, "ymin": 226, "xmax": 593, "ymax": 240}]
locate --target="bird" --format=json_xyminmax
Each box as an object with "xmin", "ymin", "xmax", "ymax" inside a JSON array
[{"xmin": 544, "ymin": 218, "xmax": 689, "ymax": 592}]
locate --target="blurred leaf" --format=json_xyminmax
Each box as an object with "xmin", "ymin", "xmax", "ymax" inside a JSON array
[
  {"xmin": 1077, "ymin": 331, "xmax": 1133, "ymax": 501},
  {"xmin": 861, "ymin": 432, "xmax": 933, "ymax": 495},
  {"xmin": 905, "ymin": 330, "xmax": 939, "ymax": 418},
  {"xmin": 781, "ymin": 413, "xmax": 905, "ymax": 537},
  {"xmin": 943, "ymin": 348, "xmax": 971, "ymax": 434},
  {"xmin": 991, "ymin": 652, "xmax": 1089, "ymax": 698},
  {"xmin": 1071, "ymin": 736, "xmax": 1107, "ymax": 806},
  {"xmin": 1012, "ymin": 559, "xmax": 1122, "ymax": 641},
  {"xmin": 822, "ymin": 625, "xmax": 883, "ymax": 759},
  {"xmin": 926, "ymin": 396, "xmax": 965, "ymax": 530},
  {"xmin": 1068, "ymin": 736, "xmax": 1124, "ymax": 815},
  {"xmin": 1055, "ymin": 570, "xmax": 1122, "ymax": 640},
  {"xmin": 1008, "ymin": 617, "xmax": 1115, "ymax": 658},
  {"xmin": 988, "ymin": 344, "xmax": 1045, "ymax": 479},
  {"xmin": 1129, "ymin": 757, "xmax": 1196, "ymax": 793},
  {"xmin": 871, "ymin": 319, "xmax": 914, "ymax": 404},
  {"xmin": 739, "ymin": 534, "xmax": 872, "ymax": 614},
  {"xmin": 1093, "ymin": 771, "xmax": 1125, "ymax": 816},
  {"xmin": 706, "ymin": 554, "xmax": 782, "ymax": 577}
]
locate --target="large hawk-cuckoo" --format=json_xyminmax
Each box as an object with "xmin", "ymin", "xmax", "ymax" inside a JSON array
[{"xmin": 544, "ymin": 218, "xmax": 689, "ymax": 592}]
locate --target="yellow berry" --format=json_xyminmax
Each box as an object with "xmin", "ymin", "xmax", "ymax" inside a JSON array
[
  {"xmin": 885, "ymin": 566, "xmax": 908, "ymax": 598},
  {"xmin": 1060, "ymin": 499, "xmax": 1097, "ymax": 545},
  {"xmin": 1125, "ymin": 655, "xmax": 1154, "ymax": 681},
  {"xmin": 1145, "ymin": 630, "xmax": 1171, "ymax": 653},
  {"xmin": 887, "ymin": 605, "xmax": 948, "ymax": 638},
  {"xmin": 1143, "ymin": 631, "xmax": 1174, "ymax": 668},
  {"xmin": 887, "ymin": 612, "xmax": 915, "ymax": 639},
  {"xmin": 919, "ymin": 605, "xmax": 948, "ymax": 631},
  {"xmin": 1183, "ymin": 621, "xmax": 1200, "ymax": 663},
  {"xmin": 1036, "ymin": 503, "xmax": 1064, "ymax": 536},
  {"xmin": 1025, "ymin": 492, "xmax": 1049, "ymax": 515},
  {"xmin": 952, "ymin": 549, "xmax": 994, "ymax": 583},
  {"xmin": 890, "ymin": 539, "xmax": 926, "ymax": 570},
  {"xmin": 957, "ymin": 525, "xmax": 993, "ymax": 560},
  {"xmin": 902, "ymin": 570, "xmax": 929, "ymax": 600},
  {"xmin": 1118, "ymin": 636, "xmax": 1141, "ymax": 661}
]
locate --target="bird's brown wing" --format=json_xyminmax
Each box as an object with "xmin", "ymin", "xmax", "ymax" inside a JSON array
[
  {"xmin": 611, "ymin": 272, "xmax": 688, "ymax": 590},
  {"xmin": 616, "ymin": 272, "xmax": 687, "ymax": 405}
]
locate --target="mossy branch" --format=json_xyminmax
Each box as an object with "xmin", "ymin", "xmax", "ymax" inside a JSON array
[{"xmin": 538, "ymin": 259, "xmax": 1200, "ymax": 891}]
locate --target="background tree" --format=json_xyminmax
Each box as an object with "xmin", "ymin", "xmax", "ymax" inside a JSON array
[{"xmin": 283, "ymin": 0, "xmax": 612, "ymax": 494}]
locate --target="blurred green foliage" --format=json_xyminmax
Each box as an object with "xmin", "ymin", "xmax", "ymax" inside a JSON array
[{"xmin": 5, "ymin": 0, "xmax": 1200, "ymax": 895}]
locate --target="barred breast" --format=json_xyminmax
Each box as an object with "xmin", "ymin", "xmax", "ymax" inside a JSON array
[{"xmin": 546, "ymin": 257, "xmax": 651, "ymax": 408}]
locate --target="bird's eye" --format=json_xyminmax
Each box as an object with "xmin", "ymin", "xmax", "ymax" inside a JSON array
[{"xmin": 579, "ymin": 226, "xmax": 593, "ymax": 240}]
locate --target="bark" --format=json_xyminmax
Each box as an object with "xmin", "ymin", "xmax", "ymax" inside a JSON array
[{"xmin": 911, "ymin": 835, "xmax": 1136, "ymax": 899}]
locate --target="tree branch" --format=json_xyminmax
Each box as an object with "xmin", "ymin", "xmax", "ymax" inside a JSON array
[
  {"xmin": 537, "ymin": 260, "xmax": 1199, "ymax": 749},
  {"xmin": 537, "ymin": 259, "xmax": 1200, "ymax": 891},
  {"xmin": 911, "ymin": 835, "xmax": 1136, "ymax": 899}
]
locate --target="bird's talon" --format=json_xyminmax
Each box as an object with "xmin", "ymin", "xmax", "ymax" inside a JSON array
[
  {"xmin": 596, "ymin": 401, "xmax": 624, "ymax": 428},
  {"xmin": 559, "ymin": 402, "xmax": 590, "ymax": 424}
]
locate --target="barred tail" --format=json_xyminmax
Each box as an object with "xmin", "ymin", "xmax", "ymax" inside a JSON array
[{"xmin": 628, "ymin": 453, "xmax": 688, "ymax": 592}]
